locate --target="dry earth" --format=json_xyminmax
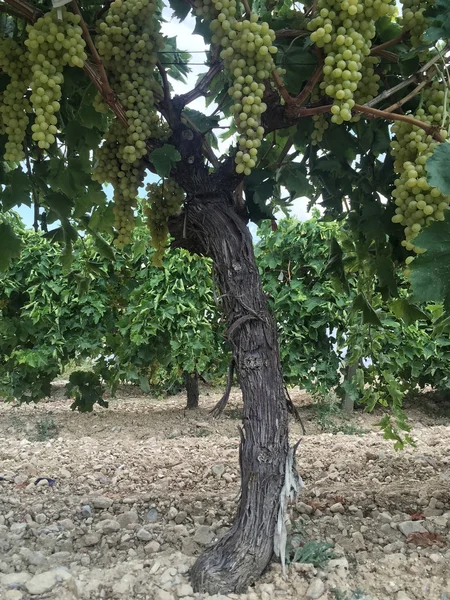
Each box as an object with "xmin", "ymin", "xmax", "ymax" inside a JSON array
[{"xmin": 0, "ymin": 385, "xmax": 450, "ymax": 600}]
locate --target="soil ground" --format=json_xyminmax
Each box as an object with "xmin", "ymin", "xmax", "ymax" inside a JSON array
[{"xmin": 0, "ymin": 385, "xmax": 449, "ymax": 600}]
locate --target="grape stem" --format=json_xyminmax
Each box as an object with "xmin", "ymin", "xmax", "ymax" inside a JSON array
[
  {"xmin": 271, "ymin": 69, "xmax": 292, "ymax": 104},
  {"xmin": 370, "ymin": 32, "xmax": 409, "ymax": 56},
  {"xmin": 354, "ymin": 104, "xmax": 447, "ymax": 143},
  {"xmin": 366, "ymin": 46, "xmax": 449, "ymax": 109},
  {"xmin": 70, "ymin": 0, "xmax": 115, "ymax": 104},
  {"xmin": 384, "ymin": 78, "xmax": 431, "ymax": 113},
  {"xmin": 156, "ymin": 60, "xmax": 176, "ymax": 126},
  {"xmin": 241, "ymin": 0, "xmax": 251, "ymax": 17}
]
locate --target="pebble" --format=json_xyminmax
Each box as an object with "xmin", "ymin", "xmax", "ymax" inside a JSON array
[
  {"xmin": 81, "ymin": 505, "xmax": 93, "ymax": 518},
  {"xmin": 297, "ymin": 501, "xmax": 314, "ymax": 515},
  {"xmin": 25, "ymin": 570, "xmax": 59, "ymax": 595},
  {"xmin": 177, "ymin": 583, "xmax": 194, "ymax": 597},
  {"xmin": 96, "ymin": 519, "xmax": 121, "ymax": 534},
  {"xmin": 145, "ymin": 541, "xmax": 161, "ymax": 554},
  {"xmin": 19, "ymin": 547, "xmax": 47, "ymax": 566},
  {"xmin": 330, "ymin": 503, "xmax": 345, "ymax": 514},
  {"xmin": 5, "ymin": 591, "xmax": 24, "ymax": 600},
  {"xmin": 81, "ymin": 533, "xmax": 101, "ymax": 546},
  {"xmin": 91, "ymin": 496, "xmax": 113, "ymax": 509},
  {"xmin": 147, "ymin": 508, "xmax": 159, "ymax": 522},
  {"xmin": 118, "ymin": 510, "xmax": 139, "ymax": 528},
  {"xmin": 0, "ymin": 572, "xmax": 31, "ymax": 586},
  {"xmin": 211, "ymin": 464, "xmax": 225, "ymax": 477},
  {"xmin": 398, "ymin": 521, "xmax": 427, "ymax": 537},
  {"xmin": 137, "ymin": 528, "xmax": 153, "ymax": 541},
  {"xmin": 396, "ymin": 592, "xmax": 413, "ymax": 600},
  {"xmin": 193, "ymin": 525, "xmax": 214, "ymax": 545},
  {"xmin": 306, "ymin": 578, "xmax": 325, "ymax": 599}
]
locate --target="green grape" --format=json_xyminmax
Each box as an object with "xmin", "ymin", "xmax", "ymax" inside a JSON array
[
  {"xmin": 143, "ymin": 180, "xmax": 185, "ymax": 265},
  {"xmin": 25, "ymin": 7, "xmax": 87, "ymax": 150},
  {"xmin": 0, "ymin": 39, "xmax": 31, "ymax": 162},
  {"xmin": 308, "ymin": 0, "xmax": 395, "ymax": 123},
  {"xmin": 310, "ymin": 86, "xmax": 329, "ymax": 145},
  {"xmin": 94, "ymin": 0, "xmax": 167, "ymax": 164},
  {"xmin": 390, "ymin": 81, "xmax": 450, "ymax": 259},
  {"xmin": 208, "ymin": 3, "xmax": 276, "ymax": 175},
  {"xmin": 400, "ymin": 0, "xmax": 432, "ymax": 47}
]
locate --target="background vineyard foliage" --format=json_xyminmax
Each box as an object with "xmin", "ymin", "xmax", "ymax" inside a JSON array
[{"xmin": 2, "ymin": 211, "xmax": 450, "ymax": 426}]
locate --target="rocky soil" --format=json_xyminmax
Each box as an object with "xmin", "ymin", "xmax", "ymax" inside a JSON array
[{"xmin": 0, "ymin": 386, "xmax": 449, "ymax": 600}]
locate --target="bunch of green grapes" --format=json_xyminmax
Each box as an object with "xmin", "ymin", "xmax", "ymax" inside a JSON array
[
  {"xmin": 308, "ymin": 0, "xmax": 395, "ymax": 124},
  {"xmin": 93, "ymin": 119, "xmax": 145, "ymax": 248},
  {"xmin": 210, "ymin": 2, "xmax": 277, "ymax": 175},
  {"xmin": 95, "ymin": 0, "xmax": 166, "ymax": 165},
  {"xmin": 143, "ymin": 180, "xmax": 185, "ymax": 265},
  {"xmin": 0, "ymin": 39, "xmax": 31, "ymax": 162},
  {"xmin": 25, "ymin": 7, "xmax": 87, "ymax": 150},
  {"xmin": 193, "ymin": 0, "xmax": 218, "ymax": 20},
  {"xmin": 390, "ymin": 81, "xmax": 450, "ymax": 264},
  {"xmin": 400, "ymin": 0, "xmax": 431, "ymax": 47},
  {"xmin": 310, "ymin": 86, "xmax": 329, "ymax": 145}
]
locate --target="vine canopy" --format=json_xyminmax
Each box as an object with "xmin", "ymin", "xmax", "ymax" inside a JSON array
[{"xmin": 0, "ymin": 0, "xmax": 449, "ymax": 305}]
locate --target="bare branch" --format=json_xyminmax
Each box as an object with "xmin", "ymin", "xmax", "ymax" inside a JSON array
[
  {"xmin": 384, "ymin": 78, "xmax": 430, "ymax": 113},
  {"xmin": 275, "ymin": 28, "xmax": 309, "ymax": 40},
  {"xmin": 272, "ymin": 69, "xmax": 293, "ymax": 104},
  {"xmin": 156, "ymin": 59, "xmax": 177, "ymax": 127},
  {"xmin": 175, "ymin": 62, "xmax": 223, "ymax": 109},
  {"xmin": 2, "ymin": 0, "xmax": 40, "ymax": 22},
  {"xmin": 71, "ymin": 0, "xmax": 114, "ymax": 102},
  {"xmin": 371, "ymin": 32, "xmax": 409, "ymax": 56},
  {"xmin": 293, "ymin": 48, "xmax": 323, "ymax": 107},
  {"xmin": 241, "ymin": 0, "xmax": 251, "ymax": 16},
  {"xmin": 354, "ymin": 103, "xmax": 446, "ymax": 143}
]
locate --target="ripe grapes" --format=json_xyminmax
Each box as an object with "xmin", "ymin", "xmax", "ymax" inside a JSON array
[
  {"xmin": 400, "ymin": 0, "xmax": 429, "ymax": 47},
  {"xmin": 0, "ymin": 39, "xmax": 31, "ymax": 162},
  {"xmin": 308, "ymin": 0, "xmax": 395, "ymax": 124},
  {"xmin": 143, "ymin": 180, "xmax": 185, "ymax": 265},
  {"xmin": 390, "ymin": 81, "xmax": 450, "ymax": 258},
  {"xmin": 210, "ymin": 1, "xmax": 277, "ymax": 175},
  {"xmin": 25, "ymin": 7, "xmax": 87, "ymax": 150}
]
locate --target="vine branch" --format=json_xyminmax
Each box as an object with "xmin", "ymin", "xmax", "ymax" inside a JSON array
[
  {"xmin": 384, "ymin": 78, "xmax": 430, "ymax": 113},
  {"xmin": 2, "ymin": 0, "xmax": 40, "ymax": 22},
  {"xmin": 175, "ymin": 61, "xmax": 223, "ymax": 109},
  {"xmin": 370, "ymin": 31, "xmax": 409, "ymax": 55},
  {"xmin": 354, "ymin": 104, "xmax": 447, "ymax": 143}
]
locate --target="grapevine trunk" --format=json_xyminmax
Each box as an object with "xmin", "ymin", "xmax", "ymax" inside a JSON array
[
  {"xmin": 169, "ymin": 196, "xmax": 289, "ymax": 594},
  {"xmin": 184, "ymin": 371, "xmax": 199, "ymax": 409}
]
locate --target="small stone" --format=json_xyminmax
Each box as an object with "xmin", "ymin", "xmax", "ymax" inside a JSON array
[
  {"xmin": 81, "ymin": 532, "xmax": 101, "ymax": 546},
  {"xmin": 10, "ymin": 523, "xmax": 27, "ymax": 535},
  {"xmin": 1, "ymin": 572, "xmax": 31, "ymax": 586},
  {"xmin": 398, "ymin": 521, "xmax": 427, "ymax": 537},
  {"xmin": 59, "ymin": 519, "xmax": 75, "ymax": 531},
  {"xmin": 156, "ymin": 590, "xmax": 175, "ymax": 600},
  {"xmin": 175, "ymin": 511, "xmax": 187, "ymax": 524},
  {"xmin": 91, "ymin": 496, "xmax": 113, "ymax": 509},
  {"xmin": 81, "ymin": 505, "xmax": 93, "ymax": 518},
  {"xmin": 5, "ymin": 591, "xmax": 24, "ymax": 600},
  {"xmin": 144, "ymin": 541, "xmax": 161, "ymax": 554},
  {"xmin": 25, "ymin": 571, "xmax": 58, "ymax": 595},
  {"xmin": 330, "ymin": 503, "xmax": 345, "ymax": 514},
  {"xmin": 112, "ymin": 574, "xmax": 135, "ymax": 595},
  {"xmin": 177, "ymin": 583, "xmax": 194, "ymax": 597},
  {"xmin": 193, "ymin": 526, "xmax": 214, "ymax": 546},
  {"xmin": 396, "ymin": 592, "xmax": 413, "ymax": 600},
  {"xmin": 137, "ymin": 528, "xmax": 152, "ymax": 541},
  {"xmin": 306, "ymin": 578, "xmax": 325, "ymax": 599},
  {"xmin": 60, "ymin": 468, "xmax": 71, "ymax": 478},
  {"xmin": 147, "ymin": 508, "xmax": 159, "ymax": 522},
  {"xmin": 35, "ymin": 513, "xmax": 47, "ymax": 524},
  {"xmin": 118, "ymin": 510, "xmax": 139, "ymax": 528},
  {"xmin": 297, "ymin": 502, "xmax": 314, "ymax": 515},
  {"xmin": 211, "ymin": 464, "xmax": 225, "ymax": 477},
  {"xmin": 19, "ymin": 547, "xmax": 47, "ymax": 566},
  {"xmin": 96, "ymin": 519, "xmax": 121, "ymax": 534},
  {"xmin": 14, "ymin": 474, "xmax": 28, "ymax": 485},
  {"xmin": 352, "ymin": 531, "xmax": 366, "ymax": 550},
  {"xmin": 168, "ymin": 507, "xmax": 178, "ymax": 520}
]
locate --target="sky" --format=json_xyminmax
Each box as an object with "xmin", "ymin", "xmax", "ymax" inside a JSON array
[{"xmin": 17, "ymin": 8, "xmax": 315, "ymax": 228}]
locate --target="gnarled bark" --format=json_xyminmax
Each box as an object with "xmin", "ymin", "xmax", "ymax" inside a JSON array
[
  {"xmin": 184, "ymin": 371, "xmax": 199, "ymax": 409},
  {"xmin": 170, "ymin": 195, "xmax": 290, "ymax": 595}
]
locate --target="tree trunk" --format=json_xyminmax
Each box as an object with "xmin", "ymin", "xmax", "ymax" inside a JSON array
[
  {"xmin": 184, "ymin": 370, "xmax": 199, "ymax": 409},
  {"xmin": 343, "ymin": 362, "xmax": 358, "ymax": 415},
  {"xmin": 170, "ymin": 196, "xmax": 290, "ymax": 595}
]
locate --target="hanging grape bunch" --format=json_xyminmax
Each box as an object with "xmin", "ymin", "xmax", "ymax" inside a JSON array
[
  {"xmin": 143, "ymin": 180, "xmax": 185, "ymax": 266},
  {"xmin": 400, "ymin": 0, "xmax": 431, "ymax": 47},
  {"xmin": 308, "ymin": 0, "xmax": 395, "ymax": 125},
  {"xmin": 390, "ymin": 81, "xmax": 450, "ymax": 265},
  {"xmin": 210, "ymin": 1, "xmax": 277, "ymax": 175},
  {"xmin": 25, "ymin": 7, "xmax": 87, "ymax": 150},
  {"xmin": 0, "ymin": 39, "xmax": 31, "ymax": 162}
]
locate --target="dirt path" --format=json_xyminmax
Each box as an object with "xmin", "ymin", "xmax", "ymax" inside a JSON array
[{"xmin": 0, "ymin": 387, "xmax": 449, "ymax": 600}]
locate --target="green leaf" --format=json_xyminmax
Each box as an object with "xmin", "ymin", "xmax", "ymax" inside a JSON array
[
  {"xmin": 90, "ymin": 231, "xmax": 115, "ymax": 261},
  {"xmin": 351, "ymin": 293, "xmax": 382, "ymax": 327},
  {"xmin": 277, "ymin": 163, "xmax": 312, "ymax": 200},
  {"xmin": 410, "ymin": 219, "xmax": 450, "ymax": 307},
  {"xmin": 426, "ymin": 142, "xmax": 450, "ymax": 195},
  {"xmin": 45, "ymin": 192, "xmax": 74, "ymax": 220},
  {"xmin": 0, "ymin": 167, "xmax": 32, "ymax": 210},
  {"xmin": 167, "ymin": 0, "xmax": 191, "ymax": 20},
  {"xmin": 390, "ymin": 298, "xmax": 428, "ymax": 325},
  {"xmin": 0, "ymin": 223, "xmax": 22, "ymax": 271},
  {"xmin": 149, "ymin": 145, "xmax": 181, "ymax": 178}
]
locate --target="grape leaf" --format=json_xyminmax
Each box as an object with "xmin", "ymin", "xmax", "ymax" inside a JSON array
[
  {"xmin": 350, "ymin": 293, "xmax": 382, "ymax": 327},
  {"xmin": 0, "ymin": 223, "xmax": 22, "ymax": 271},
  {"xmin": 426, "ymin": 143, "xmax": 450, "ymax": 195},
  {"xmin": 410, "ymin": 220, "xmax": 450, "ymax": 307},
  {"xmin": 390, "ymin": 298, "xmax": 428, "ymax": 325},
  {"xmin": 167, "ymin": 0, "xmax": 191, "ymax": 22},
  {"xmin": 149, "ymin": 145, "xmax": 182, "ymax": 178}
]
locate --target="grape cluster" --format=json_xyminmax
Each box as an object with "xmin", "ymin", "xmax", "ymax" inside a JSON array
[
  {"xmin": 25, "ymin": 7, "xmax": 87, "ymax": 150},
  {"xmin": 95, "ymin": 0, "xmax": 165, "ymax": 165},
  {"xmin": 193, "ymin": 0, "xmax": 218, "ymax": 20},
  {"xmin": 400, "ymin": 0, "xmax": 429, "ymax": 47},
  {"xmin": 210, "ymin": 2, "xmax": 277, "ymax": 175},
  {"xmin": 92, "ymin": 119, "xmax": 145, "ymax": 248},
  {"xmin": 310, "ymin": 86, "xmax": 329, "ymax": 145},
  {"xmin": 308, "ymin": 0, "xmax": 395, "ymax": 124},
  {"xmin": 0, "ymin": 39, "xmax": 31, "ymax": 162},
  {"xmin": 143, "ymin": 180, "xmax": 185, "ymax": 266},
  {"xmin": 390, "ymin": 81, "xmax": 450, "ymax": 261}
]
